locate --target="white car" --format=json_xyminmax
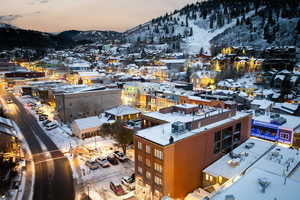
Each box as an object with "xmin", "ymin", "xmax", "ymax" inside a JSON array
[
  {"xmin": 121, "ymin": 176, "xmax": 135, "ymax": 191},
  {"xmin": 95, "ymin": 157, "xmax": 110, "ymax": 168},
  {"xmin": 46, "ymin": 123, "xmax": 58, "ymax": 131}
]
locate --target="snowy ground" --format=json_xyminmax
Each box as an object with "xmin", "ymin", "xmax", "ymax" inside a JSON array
[
  {"xmin": 18, "ymin": 95, "xmax": 136, "ymax": 200},
  {"xmin": 182, "ymin": 8, "xmax": 263, "ymax": 55}
]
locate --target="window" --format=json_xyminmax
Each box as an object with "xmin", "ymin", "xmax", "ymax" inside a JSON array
[
  {"xmin": 138, "ymin": 166, "xmax": 143, "ymax": 175},
  {"xmin": 137, "ymin": 141, "xmax": 142, "ymax": 150},
  {"xmin": 154, "ymin": 190, "xmax": 161, "ymax": 198},
  {"xmin": 154, "ymin": 163, "xmax": 162, "ymax": 173},
  {"xmin": 214, "ymin": 142, "xmax": 221, "ymax": 154},
  {"xmin": 235, "ymin": 123, "xmax": 241, "ymax": 132},
  {"xmin": 146, "ymin": 158, "xmax": 151, "ymax": 167},
  {"xmin": 154, "ymin": 149, "xmax": 163, "ymax": 160},
  {"xmin": 154, "ymin": 176, "xmax": 162, "ymax": 186},
  {"xmin": 138, "ymin": 155, "xmax": 143, "ymax": 162},
  {"xmin": 214, "ymin": 131, "xmax": 221, "ymax": 142},
  {"xmin": 146, "ymin": 171, "xmax": 151, "ymax": 180},
  {"xmin": 223, "ymin": 126, "xmax": 233, "ymax": 139},
  {"xmin": 280, "ymin": 132, "xmax": 289, "ymax": 140},
  {"xmin": 146, "ymin": 145, "xmax": 151, "ymax": 154}
]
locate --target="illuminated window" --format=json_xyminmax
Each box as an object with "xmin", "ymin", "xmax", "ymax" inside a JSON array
[
  {"xmin": 138, "ymin": 155, "xmax": 143, "ymax": 162},
  {"xmin": 138, "ymin": 166, "xmax": 143, "ymax": 175},
  {"xmin": 146, "ymin": 171, "xmax": 151, "ymax": 180},
  {"xmin": 154, "ymin": 163, "xmax": 162, "ymax": 173},
  {"xmin": 205, "ymin": 174, "xmax": 209, "ymax": 181},
  {"xmin": 146, "ymin": 145, "xmax": 151, "ymax": 154},
  {"xmin": 137, "ymin": 141, "xmax": 142, "ymax": 150},
  {"xmin": 154, "ymin": 190, "xmax": 161, "ymax": 198},
  {"xmin": 280, "ymin": 132, "xmax": 289, "ymax": 140},
  {"xmin": 146, "ymin": 159, "xmax": 151, "ymax": 167},
  {"xmin": 154, "ymin": 176, "xmax": 162, "ymax": 186},
  {"xmin": 154, "ymin": 149, "xmax": 163, "ymax": 160}
]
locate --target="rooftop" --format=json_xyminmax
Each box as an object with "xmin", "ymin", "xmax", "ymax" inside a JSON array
[
  {"xmin": 203, "ymin": 138, "xmax": 274, "ymax": 180},
  {"xmin": 211, "ymin": 168, "xmax": 300, "ymax": 200},
  {"xmin": 105, "ymin": 105, "xmax": 141, "ymax": 117},
  {"xmin": 137, "ymin": 111, "xmax": 250, "ymax": 146},
  {"xmin": 253, "ymin": 113, "xmax": 300, "ymax": 130},
  {"xmin": 73, "ymin": 116, "xmax": 106, "ymax": 132}
]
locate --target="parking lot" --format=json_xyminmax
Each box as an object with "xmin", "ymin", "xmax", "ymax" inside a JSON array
[{"xmin": 73, "ymin": 149, "xmax": 135, "ymax": 200}]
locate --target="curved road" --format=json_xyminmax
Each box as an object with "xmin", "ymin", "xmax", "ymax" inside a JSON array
[{"xmin": 2, "ymin": 91, "xmax": 75, "ymax": 200}]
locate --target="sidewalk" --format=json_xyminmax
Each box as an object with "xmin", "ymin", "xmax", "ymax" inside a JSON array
[{"xmin": 12, "ymin": 122, "xmax": 34, "ymax": 200}]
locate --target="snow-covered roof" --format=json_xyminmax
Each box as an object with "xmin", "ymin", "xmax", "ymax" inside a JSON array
[
  {"xmin": 137, "ymin": 111, "xmax": 250, "ymax": 146},
  {"xmin": 160, "ymin": 59, "xmax": 186, "ymax": 64},
  {"xmin": 203, "ymin": 138, "xmax": 274, "ymax": 180},
  {"xmin": 253, "ymin": 113, "xmax": 300, "ymax": 130},
  {"xmin": 273, "ymin": 103, "xmax": 299, "ymax": 114},
  {"xmin": 174, "ymin": 104, "xmax": 199, "ymax": 109},
  {"xmin": 210, "ymin": 168, "xmax": 300, "ymax": 200},
  {"xmin": 251, "ymin": 99, "xmax": 273, "ymax": 110},
  {"xmin": 78, "ymin": 72, "xmax": 102, "ymax": 77},
  {"xmin": 105, "ymin": 105, "xmax": 140, "ymax": 117},
  {"xmin": 73, "ymin": 116, "xmax": 104, "ymax": 132},
  {"xmin": 252, "ymin": 144, "xmax": 300, "ymax": 176}
]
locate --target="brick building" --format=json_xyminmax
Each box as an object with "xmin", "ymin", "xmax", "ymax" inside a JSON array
[{"xmin": 134, "ymin": 104, "xmax": 252, "ymax": 200}]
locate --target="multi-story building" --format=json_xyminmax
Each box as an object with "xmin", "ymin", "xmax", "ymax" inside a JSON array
[
  {"xmin": 134, "ymin": 104, "xmax": 252, "ymax": 200},
  {"xmin": 55, "ymin": 87, "xmax": 121, "ymax": 123}
]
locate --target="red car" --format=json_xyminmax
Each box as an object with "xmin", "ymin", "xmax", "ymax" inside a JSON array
[{"xmin": 110, "ymin": 182, "xmax": 126, "ymax": 196}]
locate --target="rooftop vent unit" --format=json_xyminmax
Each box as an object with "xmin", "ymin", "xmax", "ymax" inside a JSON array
[
  {"xmin": 270, "ymin": 113, "xmax": 280, "ymax": 119},
  {"xmin": 258, "ymin": 178, "xmax": 270, "ymax": 193},
  {"xmin": 171, "ymin": 121, "xmax": 186, "ymax": 135},
  {"xmin": 271, "ymin": 117, "xmax": 287, "ymax": 125},
  {"xmin": 245, "ymin": 142, "xmax": 255, "ymax": 149},
  {"xmin": 225, "ymin": 194, "xmax": 235, "ymax": 200}
]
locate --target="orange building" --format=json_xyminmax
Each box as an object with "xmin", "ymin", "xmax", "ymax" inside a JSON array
[{"xmin": 134, "ymin": 105, "xmax": 252, "ymax": 199}]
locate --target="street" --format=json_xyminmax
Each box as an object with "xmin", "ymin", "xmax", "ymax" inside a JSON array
[{"xmin": 1, "ymin": 89, "xmax": 75, "ymax": 200}]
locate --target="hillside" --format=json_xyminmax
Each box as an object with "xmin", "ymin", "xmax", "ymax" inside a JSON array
[
  {"xmin": 0, "ymin": 25, "xmax": 75, "ymax": 50},
  {"xmin": 0, "ymin": 25, "xmax": 122, "ymax": 50},
  {"xmin": 125, "ymin": 0, "xmax": 300, "ymax": 55},
  {"xmin": 57, "ymin": 30, "xmax": 122, "ymax": 43}
]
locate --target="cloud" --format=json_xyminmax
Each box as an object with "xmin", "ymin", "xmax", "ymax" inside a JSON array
[
  {"xmin": 0, "ymin": 12, "xmax": 41, "ymax": 24},
  {"xmin": 39, "ymin": 0, "xmax": 49, "ymax": 3},
  {"xmin": 0, "ymin": 15, "xmax": 22, "ymax": 23}
]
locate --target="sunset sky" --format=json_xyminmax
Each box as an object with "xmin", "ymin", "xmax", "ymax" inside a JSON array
[{"xmin": 0, "ymin": 0, "xmax": 198, "ymax": 33}]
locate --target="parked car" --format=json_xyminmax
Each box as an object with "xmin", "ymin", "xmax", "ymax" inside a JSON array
[
  {"xmin": 39, "ymin": 116, "xmax": 47, "ymax": 121},
  {"xmin": 121, "ymin": 175, "xmax": 135, "ymax": 184},
  {"xmin": 46, "ymin": 124, "xmax": 58, "ymax": 131},
  {"xmin": 6, "ymin": 98, "xmax": 13, "ymax": 104},
  {"xmin": 43, "ymin": 120, "xmax": 52, "ymax": 126},
  {"xmin": 110, "ymin": 182, "xmax": 126, "ymax": 196},
  {"xmin": 107, "ymin": 155, "xmax": 118, "ymax": 165},
  {"xmin": 113, "ymin": 151, "xmax": 128, "ymax": 162},
  {"xmin": 45, "ymin": 122, "xmax": 57, "ymax": 128},
  {"xmin": 95, "ymin": 157, "xmax": 110, "ymax": 168},
  {"xmin": 121, "ymin": 176, "xmax": 135, "ymax": 191},
  {"xmin": 85, "ymin": 161, "xmax": 99, "ymax": 170}
]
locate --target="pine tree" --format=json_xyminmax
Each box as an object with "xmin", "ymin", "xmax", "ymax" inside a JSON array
[
  {"xmin": 189, "ymin": 27, "xmax": 193, "ymax": 36},
  {"xmin": 296, "ymin": 19, "xmax": 300, "ymax": 34},
  {"xmin": 236, "ymin": 18, "xmax": 240, "ymax": 26}
]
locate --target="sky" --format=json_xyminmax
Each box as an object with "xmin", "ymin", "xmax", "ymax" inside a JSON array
[{"xmin": 0, "ymin": 0, "xmax": 198, "ymax": 33}]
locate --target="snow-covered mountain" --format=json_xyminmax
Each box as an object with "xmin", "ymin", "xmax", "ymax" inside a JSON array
[
  {"xmin": 57, "ymin": 30, "xmax": 122, "ymax": 43},
  {"xmin": 125, "ymin": 0, "xmax": 300, "ymax": 55}
]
